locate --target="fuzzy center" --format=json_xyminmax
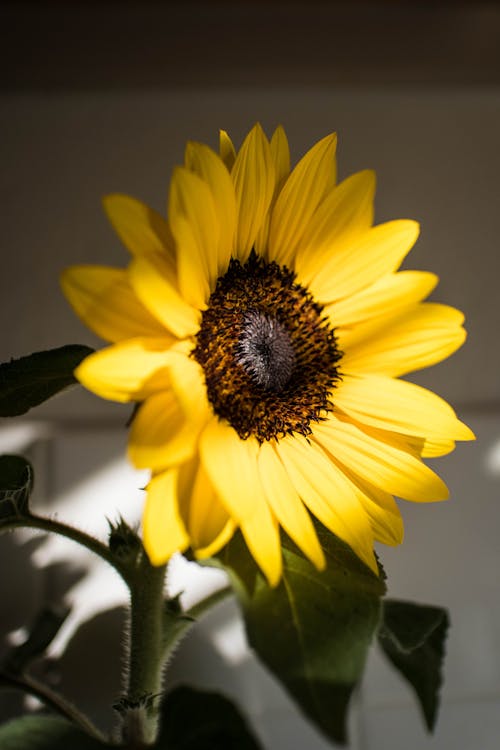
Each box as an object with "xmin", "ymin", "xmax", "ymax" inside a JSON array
[
  {"xmin": 193, "ymin": 252, "xmax": 342, "ymax": 442},
  {"xmin": 235, "ymin": 311, "xmax": 296, "ymax": 392}
]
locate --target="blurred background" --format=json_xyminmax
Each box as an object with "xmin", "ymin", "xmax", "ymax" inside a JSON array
[{"xmin": 1, "ymin": 1, "xmax": 500, "ymax": 748}]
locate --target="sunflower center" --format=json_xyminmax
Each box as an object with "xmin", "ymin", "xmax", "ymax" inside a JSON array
[
  {"xmin": 236, "ymin": 311, "xmax": 296, "ymax": 392},
  {"xmin": 193, "ymin": 252, "xmax": 342, "ymax": 442}
]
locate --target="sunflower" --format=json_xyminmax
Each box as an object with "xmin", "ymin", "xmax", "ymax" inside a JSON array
[{"xmin": 61, "ymin": 124, "xmax": 474, "ymax": 585}]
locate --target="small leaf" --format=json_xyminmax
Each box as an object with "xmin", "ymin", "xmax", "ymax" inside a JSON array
[
  {"xmin": 378, "ymin": 599, "xmax": 449, "ymax": 731},
  {"xmin": 0, "ymin": 716, "xmax": 107, "ymax": 749},
  {"xmin": 215, "ymin": 525, "xmax": 386, "ymax": 745},
  {"xmin": 0, "ymin": 454, "xmax": 34, "ymax": 518},
  {"xmin": 0, "ymin": 345, "xmax": 94, "ymax": 417},
  {"xmin": 158, "ymin": 685, "xmax": 262, "ymax": 749},
  {"xmin": 3, "ymin": 604, "xmax": 70, "ymax": 674}
]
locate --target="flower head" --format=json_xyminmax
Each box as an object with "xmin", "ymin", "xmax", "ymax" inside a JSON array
[{"xmin": 61, "ymin": 124, "xmax": 474, "ymax": 585}]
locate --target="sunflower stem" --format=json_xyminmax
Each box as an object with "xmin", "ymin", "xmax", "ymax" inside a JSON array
[{"xmin": 121, "ymin": 553, "xmax": 167, "ymax": 747}]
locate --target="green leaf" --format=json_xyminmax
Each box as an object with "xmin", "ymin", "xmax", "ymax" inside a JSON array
[
  {"xmin": 378, "ymin": 599, "xmax": 449, "ymax": 731},
  {"xmin": 215, "ymin": 526, "xmax": 386, "ymax": 745},
  {"xmin": 0, "ymin": 345, "xmax": 94, "ymax": 417},
  {"xmin": 0, "ymin": 716, "xmax": 107, "ymax": 749},
  {"xmin": 158, "ymin": 685, "xmax": 262, "ymax": 749},
  {"xmin": 3, "ymin": 605, "xmax": 70, "ymax": 674},
  {"xmin": 0, "ymin": 454, "xmax": 34, "ymax": 518}
]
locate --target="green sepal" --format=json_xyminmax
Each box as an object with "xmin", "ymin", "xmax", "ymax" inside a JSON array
[
  {"xmin": 0, "ymin": 345, "xmax": 94, "ymax": 417},
  {"xmin": 0, "ymin": 454, "xmax": 33, "ymax": 518},
  {"xmin": 2, "ymin": 605, "xmax": 70, "ymax": 675},
  {"xmin": 378, "ymin": 599, "xmax": 449, "ymax": 731},
  {"xmin": 0, "ymin": 716, "xmax": 108, "ymax": 749},
  {"xmin": 107, "ymin": 516, "xmax": 142, "ymax": 565},
  {"xmin": 158, "ymin": 685, "xmax": 262, "ymax": 749},
  {"xmin": 212, "ymin": 525, "xmax": 386, "ymax": 745}
]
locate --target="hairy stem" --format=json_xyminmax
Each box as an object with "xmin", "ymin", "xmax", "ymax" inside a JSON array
[{"xmin": 121, "ymin": 555, "xmax": 167, "ymax": 747}]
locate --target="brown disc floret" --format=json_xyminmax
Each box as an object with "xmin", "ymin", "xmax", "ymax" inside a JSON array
[{"xmin": 192, "ymin": 252, "xmax": 342, "ymax": 442}]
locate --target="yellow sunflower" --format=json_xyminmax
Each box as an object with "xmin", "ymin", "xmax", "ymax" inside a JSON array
[{"xmin": 61, "ymin": 124, "xmax": 474, "ymax": 586}]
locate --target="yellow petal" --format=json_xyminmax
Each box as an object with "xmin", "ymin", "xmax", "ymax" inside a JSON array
[
  {"xmin": 270, "ymin": 125, "xmax": 291, "ymax": 188},
  {"xmin": 219, "ymin": 129, "xmax": 236, "ymax": 170},
  {"xmin": 258, "ymin": 441, "xmax": 325, "ymax": 570},
  {"xmin": 340, "ymin": 303, "xmax": 466, "ymax": 376},
  {"xmin": 199, "ymin": 417, "xmax": 282, "ymax": 586},
  {"xmin": 240, "ymin": 504, "xmax": 282, "ymax": 588},
  {"xmin": 193, "ymin": 519, "xmax": 236, "ymax": 559},
  {"xmin": 307, "ymin": 220, "xmax": 420, "ymax": 304},
  {"xmin": 341, "ymin": 468, "xmax": 404, "ymax": 546},
  {"xmin": 338, "ymin": 299, "xmax": 463, "ymax": 351},
  {"xmin": 61, "ymin": 265, "xmax": 168, "ymax": 343},
  {"xmin": 295, "ymin": 169, "xmax": 375, "ymax": 283},
  {"xmin": 326, "ymin": 271, "xmax": 438, "ymax": 328},
  {"xmin": 169, "ymin": 166, "xmax": 217, "ymax": 298},
  {"xmin": 75, "ymin": 337, "xmax": 171, "ymax": 403},
  {"xmin": 199, "ymin": 417, "xmax": 262, "ymax": 523},
  {"xmin": 128, "ymin": 251, "xmax": 201, "ymax": 339},
  {"xmin": 231, "ymin": 123, "xmax": 275, "ymax": 262},
  {"xmin": 421, "ymin": 437, "xmax": 457, "ymax": 457},
  {"xmin": 128, "ymin": 391, "xmax": 204, "ymax": 470},
  {"xmin": 175, "ymin": 217, "xmax": 210, "ymax": 309},
  {"xmin": 335, "ymin": 374, "xmax": 475, "ymax": 442},
  {"xmin": 314, "ymin": 416, "xmax": 449, "ymax": 502},
  {"xmin": 160, "ymin": 346, "xmax": 210, "ymax": 420},
  {"xmin": 143, "ymin": 470, "xmax": 190, "ymax": 565},
  {"xmin": 268, "ymin": 133, "xmax": 337, "ymax": 267},
  {"xmin": 358, "ymin": 492, "xmax": 403, "ymax": 546},
  {"xmin": 276, "ymin": 435, "xmax": 377, "ymax": 573},
  {"xmin": 254, "ymin": 125, "xmax": 291, "ymax": 256},
  {"xmin": 184, "ymin": 461, "xmax": 236, "ymax": 555},
  {"xmin": 403, "ymin": 433, "xmax": 457, "ymax": 458},
  {"xmin": 102, "ymin": 194, "xmax": 175, "ymax": 260},
  {"xmin": 184, "ymin": 141, "xmax": 236, "ymax": 274}
]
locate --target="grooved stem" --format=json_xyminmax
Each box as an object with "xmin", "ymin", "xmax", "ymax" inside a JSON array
[{"xmin": 122, "ymin": 555, "xmax": 167, "ymax": 747}]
